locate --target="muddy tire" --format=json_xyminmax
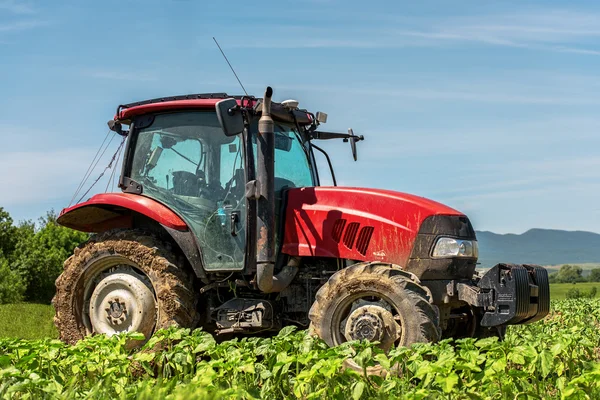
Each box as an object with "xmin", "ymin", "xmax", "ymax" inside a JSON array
[
  {"xmin": 309, "ymin": 262, "xmax": 440, "ymax": 373},
  {"xmin": 53, "ymin": 229, "xmax": 198, "ymax": 345}
]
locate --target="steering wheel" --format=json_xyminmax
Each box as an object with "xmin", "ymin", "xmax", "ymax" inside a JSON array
[{"xmin": 171, "ymin": 170, "xmax": 207, "ymax": 197}]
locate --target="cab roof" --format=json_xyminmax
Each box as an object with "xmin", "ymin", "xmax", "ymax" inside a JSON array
[
  {"xmin": 115, "ymin": 93, "xmax": 245, "ymax": 122},
  {"xmin": 115, "ymin": 92, "xmax": 312, "ymax": 125}
]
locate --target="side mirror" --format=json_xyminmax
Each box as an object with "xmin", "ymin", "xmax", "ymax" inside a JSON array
[
  {"xmin": 216, "ymin": 98, "xmax": 244, "ymax": 136},
  {"xmin": 348, "ymin": 129, "xmax": 359, "ymax": 161}
]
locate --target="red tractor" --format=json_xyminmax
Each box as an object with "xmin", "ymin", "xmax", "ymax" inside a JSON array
[{"xmin": 55, "ymin": 87, "xmax": 549, "ymax": 357}]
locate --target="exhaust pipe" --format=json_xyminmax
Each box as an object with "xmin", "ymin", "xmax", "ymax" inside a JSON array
[
  {"xmin": 256, "ymin": 86, "xmax": 277, "ymax": 292},
  {"xmin": 255, "ymin": 86, "xmax": 299, "ymax": 293},
  {"xmin": 258, "ymin": 257, "xmax": 301, "ymax": 293}
]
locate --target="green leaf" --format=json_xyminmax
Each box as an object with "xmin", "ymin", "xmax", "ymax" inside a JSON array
[
  {"xmin": 239, "ymin": 363, "xmax": 255, "ymax": 374},
  {"xmin": 475, "ymin": 337, "xmax": 499, "ymax": 348},
  {"xmin": 509, "ymin": 352, "xmax": 525, "ymax": 365},
  {"xmin": 550, "ymin": 342, "xmax": 563, "ymax": 356},
  {"xmin": 277, "ymin": 326, "xmax": 297, "ymax": 337},
  {"xmin": 352, "ymin": 381, "xmax": 365, "ymax": 400},
  {"xmin": 127, "ymin": 332, "xmax": 146, "ymax": 341},
  {"xmin": 539, "ymin": 350, "xmax": 553, "ymax": 378},
  {"xmin": 134, "ymin": 352, "xmax": 155, "ymax": 362},
  {"xmin": 0, "ymin": 355, "xmax": 10, "ymax": 367},
  {"xmin": 374, "ymin": 353, "xmax": 390, "ymax": 370},
  {"xmin": 436, "ymin": 372, "xmax": 459, "ymax": 393}
]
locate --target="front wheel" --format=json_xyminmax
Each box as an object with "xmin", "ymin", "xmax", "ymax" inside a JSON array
[
  {"xmin": 309, "ymin": 262, "xmax": 440, "ymax": 372},
  {"xmin": 53, "ymin": 230, "xmax": 198, "ymax": 345}
]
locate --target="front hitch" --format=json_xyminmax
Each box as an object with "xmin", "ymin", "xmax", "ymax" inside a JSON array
[{"xmin": 476, "ymin": 264, "xmax": 550, "ymax": 327}]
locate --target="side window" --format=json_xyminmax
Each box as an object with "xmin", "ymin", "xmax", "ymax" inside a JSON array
[
  {"xmin": 219, "ymin": 137, "xmax": 244, "ymax": 198},
  {"xmin": 220, "ymin": 140, "xmax": 242, "ymax": 187},
  {"xmin": 274, "ymin": 131, "xmax": 313, "ymax": 190},
  {"xmin": 250, "ymin": 123, "xmax": 314, "ymax": 190}
]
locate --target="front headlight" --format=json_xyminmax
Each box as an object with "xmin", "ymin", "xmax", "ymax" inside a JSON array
[{"xmin": 432, "ymin": 237, "xmax": 478, "ymax": 258}]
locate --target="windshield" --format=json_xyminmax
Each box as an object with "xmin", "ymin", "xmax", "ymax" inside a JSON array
[{"xmin": 129, "ymin": 111, "xmax": 246, "ymax": 271}]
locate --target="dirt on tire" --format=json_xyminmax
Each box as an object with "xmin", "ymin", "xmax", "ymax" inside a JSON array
[
  {"xmin": 309, "ymin": 261, "xmax": 440, "ymax": 373},
  {"xmin": 53, "ymin": 229, "xmax": 199, "ymax": 345}
]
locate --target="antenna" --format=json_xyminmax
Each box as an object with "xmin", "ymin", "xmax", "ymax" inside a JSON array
[{"xmin": 213, "ymin": 37, "xmax": 249, "ymax": 96}]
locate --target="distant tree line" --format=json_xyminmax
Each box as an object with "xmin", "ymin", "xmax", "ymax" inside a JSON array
[
  {"xmin": 548, "ymin": 264, "xmax": 600, "ymax": 284},
  {"xmin": 0, "ymin": 207, "xmax": 88, "ymax": 304}
]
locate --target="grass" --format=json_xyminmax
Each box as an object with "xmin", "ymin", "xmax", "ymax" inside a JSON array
[
  {"xmin": 549, "ymin": 282, "xmax": 599, "ymax": 300},
  {"xmin": 0, "ymin": 303, "xmax": 57, "ymax": 340}
]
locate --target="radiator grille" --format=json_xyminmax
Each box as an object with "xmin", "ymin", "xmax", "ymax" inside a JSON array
[
  {"xmin": 356, "ymin": 226, "xmax": 374, "ymax": 255},
  {"xmin": 331, "ymin": 219, "xmax": 347, "ymax": 243},
  {"xmin": 343, "ymin": 222, "xmax": 360, "ymax": 249}
]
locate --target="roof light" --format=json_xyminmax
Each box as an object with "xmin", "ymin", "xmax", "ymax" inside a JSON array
[
  {"xmin": 282, "ymin": 99, "xmax": 299, "ymax": 109},
  {"xmin": 316, "ymin": 111, "xmax": 328, "ymax": 123}
]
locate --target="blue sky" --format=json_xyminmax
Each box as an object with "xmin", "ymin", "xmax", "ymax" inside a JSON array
[{"xmin": 1, "ymin": 0, "xmax": 599, "ymax": 234}]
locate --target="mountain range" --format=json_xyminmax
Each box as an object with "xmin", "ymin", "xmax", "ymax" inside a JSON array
[{"xmin": 475, "ymin": 228, "xmax": 600, "ymax": 268}]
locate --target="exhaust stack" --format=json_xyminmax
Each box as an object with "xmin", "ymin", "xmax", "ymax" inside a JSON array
[
  {"xmin": 256, "ymin": 87, "xmax": 276, "ymax": 292},
  {"xmin": 255, "ymin": 87, "xmax": 300, "ymax": 292}
]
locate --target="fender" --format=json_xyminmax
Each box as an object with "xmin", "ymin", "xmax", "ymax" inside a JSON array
[
  {"xmin": 282, "ymin": 187, "xmax": 464, "ymax": 267},
  {"xmin": 57, "ymin": 193, "xmax": 188, "ymax": 232},
  {"xmin": 57, "ymin": 193, "xmax": 208, "ymax": 282}
]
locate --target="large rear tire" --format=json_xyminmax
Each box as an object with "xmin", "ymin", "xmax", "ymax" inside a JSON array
[
  {"xmin": 309, "ymin": 262, "xmax": 440, "ymax": 372},
  {"xmin": 53, "ymin": 230, "xmax": 198, "ymax": 345}
]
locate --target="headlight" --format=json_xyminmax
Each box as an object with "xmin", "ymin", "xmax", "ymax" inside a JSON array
[{"xmin": 432, "ymin": 237, "xmax": 478, "ymax": 258}]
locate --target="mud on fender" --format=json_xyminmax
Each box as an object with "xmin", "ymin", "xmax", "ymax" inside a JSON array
[{"xmin": 477, "ymin": 263, "xmax": 550, "ymax": 327}]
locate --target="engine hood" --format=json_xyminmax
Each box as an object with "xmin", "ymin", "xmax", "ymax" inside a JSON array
[{"xmin": 282, "ymin": 186, "xmax": 465, "ymax": 266}]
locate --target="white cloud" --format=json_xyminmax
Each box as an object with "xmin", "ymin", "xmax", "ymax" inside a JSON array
[
  {"xmin": 213, "ymin": 9, "xmax": 600, "ymax": 55},
  {"xmin": 0, "ymin": 19, "xmax": 45, "ymax": 32},
  {"xmin": 0, "ymin": 0, "xmax": 35, "ymax": 14},
  {"xmin": 0, "ymin": 148, "xmax": 116, "ymax": 205}
]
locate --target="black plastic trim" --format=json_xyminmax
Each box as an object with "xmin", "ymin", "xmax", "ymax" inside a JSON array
[
  {"xmin": 418, "ymin": 215, "xmax": 476, "ymax": 238},
  {"xmin": 407, "ymin": 215, "xmax": 478, "ymax": 280},
  {"xmin": 162, "ymin": 224, "xmax": 209, "ymax": 283}
]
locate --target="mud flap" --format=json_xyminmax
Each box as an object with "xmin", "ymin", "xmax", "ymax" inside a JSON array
[{"xmin": 477, "ymin": 263, "xmax": 550, "ymax": 327}]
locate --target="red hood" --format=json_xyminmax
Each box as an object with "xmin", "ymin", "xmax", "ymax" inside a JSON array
[{"xmin": 282, "ymin": 186, "xmax": 464, "ymax": 266}]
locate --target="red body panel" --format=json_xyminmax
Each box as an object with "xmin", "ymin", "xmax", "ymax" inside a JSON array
[
  {"xmin": 117, "ymin": 99, "xmax": 222, "ymax": 121},
  {"xmin": 116, "ymin": 98, "xmax": 262, "ymax": 121},
  {"xmin": 282, "ymin": 187, "xmax": 464, "ymax": 266},
  {"xmin": 57, "ymin": 193, "xmax": 188, "ymax": 233}
]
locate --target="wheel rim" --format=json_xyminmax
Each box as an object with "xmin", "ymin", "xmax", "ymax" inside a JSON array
[
  {"xmin": 332, "ymin": 292, "xmax": 403, "ymax": 351},
  {"xmin": 82, "ymin": 256, "xmax": 157, "ymax": 340}
]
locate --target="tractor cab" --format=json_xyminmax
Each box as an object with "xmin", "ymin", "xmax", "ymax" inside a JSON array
[
  {"xmin": 122, "ymin": 110, "xmax": 310, "ymax": 271},
  {"xmin": 110, "ymin": 94, "xmax": 330, "ymax": 274}
]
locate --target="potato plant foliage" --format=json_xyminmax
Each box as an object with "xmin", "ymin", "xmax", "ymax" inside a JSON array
[{"xmin": 1, "ymin": 299, "xmax": 599, "ymax": 399}]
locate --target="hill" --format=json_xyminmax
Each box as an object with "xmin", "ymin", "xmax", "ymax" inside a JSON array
[{"xmin": 475, "ymin": 228, "xmax": 600, "ymax": 268}]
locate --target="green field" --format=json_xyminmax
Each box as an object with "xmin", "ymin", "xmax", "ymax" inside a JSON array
[
  {"xmin": 549, "ymin": 282, "xmax": 599, "ymax": 300},
  {"xmin": 0, "ymin": 300, "xmax": 598, "ymax": 398},
  {"xmin": 0, "ymin": 303, "xmax": 57, "ymax": 340}
]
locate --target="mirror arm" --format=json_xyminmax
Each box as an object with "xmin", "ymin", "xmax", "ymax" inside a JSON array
[
  {"xmin": 310, "ymin": 130, "xmax": 364, "ymax": 142},
  {"xmin": 310, "ymin": 144, "xmax": 337, "ymax": 186}
]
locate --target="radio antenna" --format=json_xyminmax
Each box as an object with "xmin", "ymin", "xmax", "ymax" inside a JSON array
[{"xmin": 213, "ymin": 37, "xmax": 248, "ymax": 96}]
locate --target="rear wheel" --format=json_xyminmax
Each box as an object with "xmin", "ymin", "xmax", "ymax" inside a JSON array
[
  {"xmin": 309, "ymin": 262, "xmax": 440, "ymax": 372},
  {"xmin": 53, "ymin": 230, "xmax": 198, "ymax": 345}
]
